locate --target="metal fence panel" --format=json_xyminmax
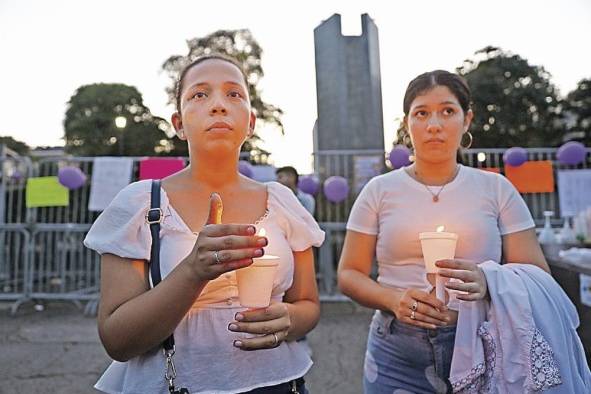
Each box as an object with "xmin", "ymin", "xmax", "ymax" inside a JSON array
[
  {"xmin": 1, "ymin": 148, "xmax": 590, "ymax": 309},
  {"xmin": 0, "ymin": 226, "xmax": 30, "ymax": 306},
  {"xmin": 28, "ymin": 225, "xmax": 98, "ymax": 302}
]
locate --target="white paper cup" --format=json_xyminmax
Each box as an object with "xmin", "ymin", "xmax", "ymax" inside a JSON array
[
  {"xmin": 419, "ymin": 232, "xmax": 458, "ymax": 274},
  {"xmin": 236, "ymin": 255, "xmax": 279, "ymax": 308}
]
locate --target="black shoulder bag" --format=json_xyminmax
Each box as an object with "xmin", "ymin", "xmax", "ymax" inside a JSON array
[{"xmin": 147, "ymin": 179, "xmax": 190, "ymax": 394}]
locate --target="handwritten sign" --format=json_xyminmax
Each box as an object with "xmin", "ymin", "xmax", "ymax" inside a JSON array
[
  {"xmin": 88, "ymin": 157, "xmax": 134, "ymax": 211},
  {"xmin": 557, "ymin": 169, "xmax": 591, "ymax": 217},
  {"xmin": 26, "ymin": 177, "xmax": 69, "ymax": 208}
]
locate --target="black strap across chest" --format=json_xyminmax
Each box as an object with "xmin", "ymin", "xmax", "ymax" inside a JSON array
[{"xmin": 148, "ymin": 179, "xmax": 175, "ymax": 351}]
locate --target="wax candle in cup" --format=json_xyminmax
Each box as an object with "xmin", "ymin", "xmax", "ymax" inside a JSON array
[
  {"xmin": 235, "ymin": 228, "xmax": 279, "ymax": 308},
  {"xmin": 419, "ymin": 226, "xmax": 458, "ymax": 303}
]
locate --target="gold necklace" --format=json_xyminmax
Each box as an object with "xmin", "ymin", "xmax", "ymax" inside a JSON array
[{"xmin": 411, "ymin": 165, "xmax": 460, "ymax": 203}]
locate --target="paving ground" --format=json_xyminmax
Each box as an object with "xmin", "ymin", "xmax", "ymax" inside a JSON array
[{"xmin": 0, "ymin": 301, "xmax": 373, "ymax": 394}]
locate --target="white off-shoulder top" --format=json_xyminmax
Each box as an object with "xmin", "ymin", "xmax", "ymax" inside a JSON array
[{"xmin": 84, "ymin": 180, "xmax": 325, "ymax": 394}]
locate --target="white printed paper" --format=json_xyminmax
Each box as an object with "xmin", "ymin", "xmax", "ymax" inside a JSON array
[
  {"xmin": 88, "ymin": 157, "xmax": 134, "ymax": 211},
  {"xmin": 557, "ymin": 170, "xmax": 591, "ymax": 217},
  {"xmin": 581, "ymin": 274, "xmax": 591, "ymax": 307}
]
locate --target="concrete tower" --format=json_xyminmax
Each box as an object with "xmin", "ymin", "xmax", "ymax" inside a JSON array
[
  {"xmin": 313, "ymin": 14, "xmax": 385, "ymax": 155},
  {"xmin": 313, "ymin": 14, "xmax": 385, "ymax": 221}
]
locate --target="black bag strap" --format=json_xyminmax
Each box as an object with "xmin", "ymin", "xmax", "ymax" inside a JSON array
[{"xmin": 148, "ymin": 179, "xmax": 175, "ymax": 351}]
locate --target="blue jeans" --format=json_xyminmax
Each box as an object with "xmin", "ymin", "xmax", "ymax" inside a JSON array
[
  {"xmin": 364, "ymin": 311, "xmax": 456, "ymax": 394},
  {"xmin": 242, "ymin": 377, "xmax": 307, "ymax": 393}
]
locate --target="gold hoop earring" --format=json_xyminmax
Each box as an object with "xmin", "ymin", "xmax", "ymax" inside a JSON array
[{"xmin": 461, "ymin": 131, "xmax": 473, "ymax": 149}]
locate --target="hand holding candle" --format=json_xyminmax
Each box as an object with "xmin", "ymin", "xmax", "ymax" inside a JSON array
[
  {"xmin": 435, "ymin": 258, "xmax": 489, "ymax": 301},
  {"xmin": 187, "ymin": 194, "xmax": 266, "ymax": 281},
  {"xmin": 419, "ymin": 226, "xmax": 458, "ymax": 303}
]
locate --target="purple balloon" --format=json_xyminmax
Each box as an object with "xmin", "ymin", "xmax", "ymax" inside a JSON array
[
  {"xmin": 557, "ymin": 141, "xmax": 587, "ymax": 166},
  {"xmin": 388, "ymin": 145, "xmax": 411, "ymax": 169},
  {"xmin": 503, "ymin": 147, "xmax": 528, "ymax": 167},
  {"xmin": 298, "ymin": 175, "xmax": 320, "ymax": 195},
  {"xmin": 323, "ymin": 176, "xmax": 349, "ymax": 203},
  {"xmin": 238, "ymin": 160, "xmax": 254, "ymax": 178},
  {"xmin": 58, "ymin": 166, "xmax": 87, "ymax": 190}
]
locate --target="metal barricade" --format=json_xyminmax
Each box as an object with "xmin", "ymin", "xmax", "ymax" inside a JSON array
[
  {"xmin": 317, "ymin": 222, "xmax": 349, "ymax": 301},
  {"xmin": 28, "ymin": 224, "xmax": 98, "ymax": 306},
  {"xmin": 1, "ymin": 146, "xmax": 34, "ymax": 312},
  {"xmin": 461, "ymin": 148, "xmax": 591, "ymax": 226},
  {"xmin": 1, "ymin": 147, "xmax": 589, "ymax": 311},
  {"xmin": 0, "ymin": 225, "xmax": 31, "ymax": 313},
  {"xmin": 313, "ymin": 147, "xmax": 591, "ymax": 299}
]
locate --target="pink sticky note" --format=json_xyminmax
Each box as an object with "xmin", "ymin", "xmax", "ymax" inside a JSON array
[{"xmin": 139, "ymin": 158, "xmax": 185, "ymax": 180}]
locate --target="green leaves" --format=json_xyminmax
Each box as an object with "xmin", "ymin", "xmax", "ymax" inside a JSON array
[
  {"xmin": 64, "ymin": 83, "xmax": 174, "ymax": 156},
  {"xmin": 161, "ymin": 29, "xmax": 281, "ymax": 162},
  {"xmin": 457, "ymin": 47, "xmax": 562, "ymax": 148}
]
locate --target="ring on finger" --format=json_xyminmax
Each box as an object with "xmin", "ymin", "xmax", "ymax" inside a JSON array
[
  {"xmin": 410, "ymin": 310, "xmax": 416, "ymax": 320},
  {"xmin": 213, "ymin": 250, "xmax": 222, "ymax": 264},
  {"xmin": 411, "ymin": 300, "xmax": 418, "ymax": 311},
  {"xmin": 271, "ymin": 332, "xmax": 279, "ymax": 347}
]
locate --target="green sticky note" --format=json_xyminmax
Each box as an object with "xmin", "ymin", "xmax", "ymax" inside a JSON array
[{"xmin": 26, "ymin": 176, "xmax": 69, "ymax": 208}]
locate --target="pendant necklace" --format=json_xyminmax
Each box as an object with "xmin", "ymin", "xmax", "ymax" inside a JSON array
[{"xmin": 412, "ymin": 165, "xmax": 460, "ymax": 203}]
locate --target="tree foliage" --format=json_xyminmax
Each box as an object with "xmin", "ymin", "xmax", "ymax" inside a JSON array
[
  {"xmin": 564, "ymin": 78, "xmax": 591, "ymax": 145},
  {"xmin": 0, "ymin": 136, "xmax": 30, "ymax": 155},
  {"xmin": 64, "ymin": 83, "xmax": 174, "ymax": 156},
  {"xmin": 161, "ymin": 29, "xmax": 282, "ymax": 160},
  {"xmin": 457, "ymin": 46, "xmax": 562, "ymax": 148}
]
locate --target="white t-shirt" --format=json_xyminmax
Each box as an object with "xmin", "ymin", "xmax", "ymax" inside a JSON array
[
  {"xmin": 346, "ymin": 165, "xmax": 535, "ymax": 307},
  {"xmin": 84, "ymin": 180, "xmax": 324, "ymax": 394}
]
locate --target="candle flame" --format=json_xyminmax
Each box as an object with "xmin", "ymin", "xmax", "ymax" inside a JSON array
[
  {"xmin": 258, "ymin": 228, "xmax": 266, "ymax": 237},
  {"xmin": 436, "ymin": 225, "xmax": 445, "ymax": 232}
]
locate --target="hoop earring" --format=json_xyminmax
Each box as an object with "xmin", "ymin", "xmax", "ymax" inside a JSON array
[{"xmin": 461, "ymin": 131, "xmax": 473, "ymax": 149}]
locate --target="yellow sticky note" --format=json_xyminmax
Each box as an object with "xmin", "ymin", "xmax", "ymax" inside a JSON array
[{"xmin": 26, "ymin": 177, "xmax": 69, "ymax": 208}]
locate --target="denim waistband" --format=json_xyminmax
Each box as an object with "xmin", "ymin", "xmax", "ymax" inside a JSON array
[
  {"xmin": 242, "ymin": 377, "xmax": 305, "ymax": 393},
  {"xmin": 375, "ymin": 310, "xmax": 457, "ymax": 338}
]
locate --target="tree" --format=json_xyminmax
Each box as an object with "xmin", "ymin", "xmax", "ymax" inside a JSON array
[
  {"xmin": 64, "ymin": 83, "xmax": 175, "ymax": 156},
  {"xmin": 564, "ymin": 78, "xmax": 591, "ymax": 145},
  {"xmin": 0, "ymin": 136, "xmax": 30, "ymax": 155},
  {"xmin": 161, "ymin": 29, "xmax": 282, "ymax": 161},
  {"xmin": 457, "ymin": 46, "xmax": 562, "ymax": 148}
]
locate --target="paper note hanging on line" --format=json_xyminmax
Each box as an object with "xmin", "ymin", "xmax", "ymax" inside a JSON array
[
  {"xmin": 88, "ymin": 157, "xmax": 134, "ymax": 211},
  {"xmin": 26, "ymin": 177, "xmax": 69, "ymax": 208},
  {"xmin": 557, "ymin": 169, "xmax": 591, "ymax": 217},
  {"xmin": 504, "ymin": 161, "xmax": 555, "ymax": 193},
  {"xmin": 139, "ymin": 158, "xmax": 185, "ymax": 180},
  {"xmin": 580, "ymin": 274, "xmax": 591, "ymax": 307}
]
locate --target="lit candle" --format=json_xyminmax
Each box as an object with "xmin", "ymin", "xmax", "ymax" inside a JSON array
[{"xmin": 419, "ymin": 226, "xmax": 459, "ymax": 303}]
